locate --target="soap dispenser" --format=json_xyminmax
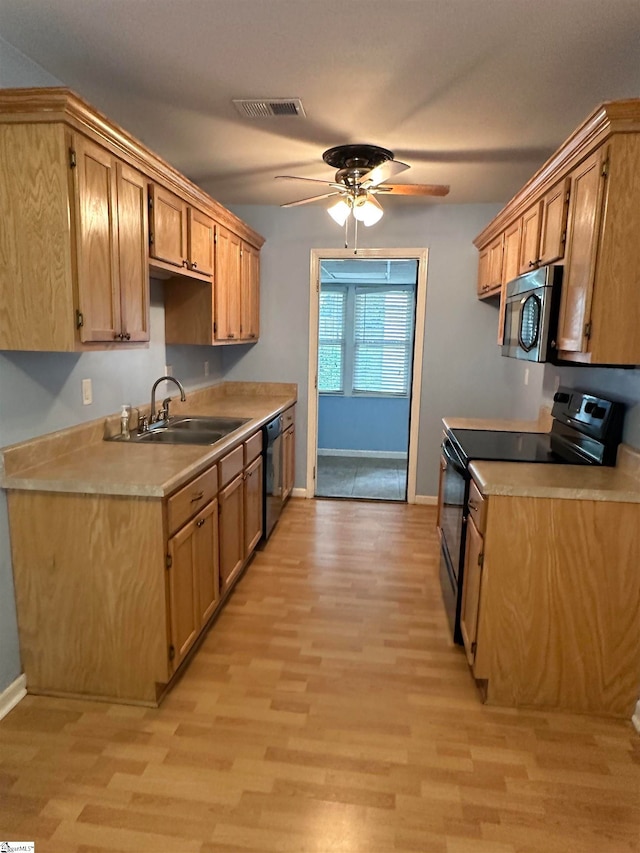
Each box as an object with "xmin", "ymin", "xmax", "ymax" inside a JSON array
[{"xmin": 120, "ymin": 405, "xmax": 131, "ymax": 440}]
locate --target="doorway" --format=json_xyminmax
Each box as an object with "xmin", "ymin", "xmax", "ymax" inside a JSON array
[{"xmin": 307, "ymin": 248, "xmax": 429, "ymax": 503}]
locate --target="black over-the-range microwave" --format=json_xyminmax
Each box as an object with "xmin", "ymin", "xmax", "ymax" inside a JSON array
[{"xmin": 501, "ymin": 265, "xmax": 563, "ymax": 363}]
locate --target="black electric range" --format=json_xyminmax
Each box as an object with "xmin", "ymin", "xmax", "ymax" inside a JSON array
[{"xmin": 438, "ymin": 387, "xmax": 625, "ymax": 644}]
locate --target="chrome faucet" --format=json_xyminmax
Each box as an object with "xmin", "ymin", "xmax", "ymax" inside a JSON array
[{"xmin": 149, "ymin": 375, "xmax": 186, "ymax": 426}]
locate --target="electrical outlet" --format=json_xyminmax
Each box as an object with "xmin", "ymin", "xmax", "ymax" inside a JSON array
[
  {"xmin": 81, "ymin": 378, "xmax": 92, "ymax": 405},
  {"xmin": 204, "ymin": 361, "xmax": 209, "ymax": 377},
  {"xmin": 165, "ymin": 364, "xmax": 173, "ymax": 376},
  {"xmin": 524, "ymin": 368, "xmax": 529, "ymax": 386}
]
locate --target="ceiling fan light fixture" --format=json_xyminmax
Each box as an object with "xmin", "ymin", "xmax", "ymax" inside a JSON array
[
  {"xmin": 327, "ymin": 197, "xmax": 351, "ymax": 226},
  {"xmin": 353, "ymin": 195, "xmax": 383, "ymax": 226}
]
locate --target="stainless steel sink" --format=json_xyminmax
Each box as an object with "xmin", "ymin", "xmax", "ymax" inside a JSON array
[
  {"xmin": 168, "ymin": 416, "xmax": 250, "ymax": 432},
  {"xmin": 107, "ymin": 415, "xmax": 251, "ymax": 445},
  {"xmin": 136, "ymin": 428, "xmax": 227, "ymax": 445}
]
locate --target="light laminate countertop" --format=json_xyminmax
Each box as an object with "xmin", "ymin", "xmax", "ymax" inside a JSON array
[
  {"xmin": 0, "ymin": 382, "xmax": 296, "ymax": 499},
  {"xmin": 442, "ymin": 412, "xmax": 640, "ymax": 503}
]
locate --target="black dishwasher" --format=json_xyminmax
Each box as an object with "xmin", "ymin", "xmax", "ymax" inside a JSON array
[{"xmin": 263, "ymin": 414, "xmax": 284, "ymax": 539}]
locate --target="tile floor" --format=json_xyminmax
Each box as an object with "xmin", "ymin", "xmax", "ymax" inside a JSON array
[{"xmin": 316, "ymin": 454, "xmax": 408, "ymax": 500}]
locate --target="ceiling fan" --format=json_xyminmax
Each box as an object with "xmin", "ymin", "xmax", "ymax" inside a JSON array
[{"xmin": 276, "ymin": 143, "xmax": 450, "ymax": 229}]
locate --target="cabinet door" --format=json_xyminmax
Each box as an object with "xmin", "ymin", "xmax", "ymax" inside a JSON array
[
  {"xmin": 477, "ymin": 236, "xmax": 503, "ymax": 297},
  {"xmin": 556, "ymin": 148, "xmax": 607, "ymax": 353},
  {"xmin": 188, "ymin": 208, "xmax": 214, "ymax": 276},
  {"xmin": 150, "ymin": 184, "xmax": 188, "ymax": 268},
  {"xmin": 116, "ymin": 162, "xmax": 149, "ymax": 342},
  {"xmin": 74, "ymin": 135, "xmax": 120, "ymax": 342},
  {"xmin": 214, "ymin": 224, "xmax": 242, "ymax": 340},
  {"xmin": 194, "ymin": 498, "xmax": 220, "ymax": 626},
  {"xmin": 241, "ymin": 242, "xmax": 260, "ymax": 340},
  {"xmin": 219, "ymin": 472, "xmax": 245, "ymax": 590},
  {"xmin": 460, "ymin": 515, "xmax": 484, "ymax": 668},
  {"xmin": 539, "ymin": 178, "xmax": 570, "ymax": 265},
  {"xmin": 244, "ymin": 455, "xmax": 263, "ymax": 555},
  {"xmin": 282, "ymin": 425, "xmax": 295, "ymax": 501},
  {"xmin": 498, "ymin": 219, "xmax": 522, "ymax": 344},
  {"xmin": 167, "ymin": 516, "xmax": 199, "ymax": 671},
  {"xmin": 518, "ymin": 201, "xmax": 543, "ymax": 273}
]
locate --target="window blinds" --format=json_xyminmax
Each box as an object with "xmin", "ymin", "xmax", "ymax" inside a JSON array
[
  {"xmin": 353, "ymin": 287, "xmax": 414, "ymax": 395},
  {"xmin": 318, "ymin": 288, "xmax": 346, "ymax": 392}
]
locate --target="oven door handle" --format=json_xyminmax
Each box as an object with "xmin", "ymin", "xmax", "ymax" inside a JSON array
[{"xmin": 442, "ymin": 439, "xmax": 466, "ymax": 477}]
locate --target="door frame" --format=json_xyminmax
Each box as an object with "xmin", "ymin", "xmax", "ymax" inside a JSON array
[{"xmin": 306, "ymin": 247, "xmax": 429, "ymax": 502}]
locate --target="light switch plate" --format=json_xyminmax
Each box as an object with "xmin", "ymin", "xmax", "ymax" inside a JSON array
[{"xmin": 81, "ymin": 378, "xmax": 92, "ymax": 405}]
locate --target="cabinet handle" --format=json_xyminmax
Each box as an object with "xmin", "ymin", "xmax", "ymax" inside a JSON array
[
  {"xmin": 196, "ymin": 518, "xmax": 205, "ymax": 528},
  {"xmin": 191, "ymin": 261, "xmax": 198, "ymax": 269},
  {"xmin": 248, "ymin": 333, "xmax": 256, "ymax": 339},
  {"xmin": 228, "ymin": 333, "xmax": 235, "ymax": 339},
  {"xmin": 123, "ymin": 331, "xmax": 131, "ymax": 341},
  {"xmin": 182, "ymin": 259, "xmax": 189, "ymax": 268},
  {"xmin": 468, "ymin": 499, "xmax": 480, "ymax": 512},
  {"xmin": 190, "ymin": 491, "xmax": 204, "ymax": 503}
]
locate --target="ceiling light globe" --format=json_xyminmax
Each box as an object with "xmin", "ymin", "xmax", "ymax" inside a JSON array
[
  {"xmin": 327, "ymin": 198, "xmax": 351, "ymax": 226},
  {"xmin": 353, "ymin": 197, "xmax": 383, "ymax": 226}
]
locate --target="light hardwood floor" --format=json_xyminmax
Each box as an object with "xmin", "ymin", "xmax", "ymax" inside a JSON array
[{"xmin": 1, "ymin": 499, "xmax": 639, "ymax": 852}]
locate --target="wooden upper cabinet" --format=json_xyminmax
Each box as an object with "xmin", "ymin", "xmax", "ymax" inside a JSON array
[
  {"xmin": 149, "ymin": 184, "xmax": 188, "ymax": 269},
  {"xmin": 241, "ymin": 241, "xmax": 260, "ymax": 340},
  {"xmin": 538, "ymin": 178, "xmax": 570, "ymax": 265},
  {"xmin": 0, "ymin": 122, "xmax": 149, "ymax": 350},
  {"xmin": 477, "ymin": 235, "xmax": 503, "ymax": 298},
  {"xmin": 149, "ymin": 185, "xmax": 214, "ymax": 278},
  {"xmin": 75, "ymin": 137, "xmax": 150, "ymax": 344},
  {"xmin": 518, "ymin": 201, "xmax": 543, "ymax": 274},
  {"xmin": 214, "ymin": 224, "xmax": 242, "ymax": 341},
  {"xmin": 556, "ymin": 147, "xmax": 607, "ymax": 354},
  {"xmin": 188, "ymin": 208, "xmax": 214, "ymax": 276}
]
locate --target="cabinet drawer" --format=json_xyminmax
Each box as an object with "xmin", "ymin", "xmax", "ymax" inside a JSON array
[
  {"xmin": 467, "ymin": 479, "xmax": 487, "ymax": 534},
  {"xmin": 219, "ymin": 445, "xmax": 244, "ymax": 487},
  {"xmin": 282, "ymin": 406, "xmax": 295, "ymax": 429},
  {"xmin": 167, "ymin": 464, "xmax": 218, "ymax": 536},
  {"xmin": 244, "ymin": 430, "xmax": 263, "ymax": 465}
]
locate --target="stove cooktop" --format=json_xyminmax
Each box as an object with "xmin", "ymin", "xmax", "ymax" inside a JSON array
[{"xmin": 450, "ymin": 429, "xmax": 565, "ymax": 465}]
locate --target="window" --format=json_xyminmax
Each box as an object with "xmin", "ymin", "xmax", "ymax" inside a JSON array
[
  {"xmin": 353, "ymin": 287, "xmax": 415, "ymax": 395},
  {"xmin": 318, "ymin": 282, "xmax": 416, "ymax": 397},
  {"xmin": 318, "ymin": 287, "xmax": 346, "ymax": 392}
]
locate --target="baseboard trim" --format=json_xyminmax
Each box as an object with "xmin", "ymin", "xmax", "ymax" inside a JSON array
[
  {"xmin": 317, "ymin": 448, "xmax": 408, "ymax": 460},
  {"xmin": 291, "ymin": 487, "xmax": 308, "ymax": 498},
  {"xmin": 414, "ymin": 494, "xmax": 438, "ymax": 506},
  {"xmin": 633, "ymin": 700, "xmax": 640, "ymax": 734},
  {"xmin": 0, "ymin": 673, "xmax": 26, "ymax": 721}
]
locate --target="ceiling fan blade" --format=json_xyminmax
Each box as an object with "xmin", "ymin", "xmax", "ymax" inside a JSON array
[
  {"xmin": 275, "ymin": 175, "xmax": 333, "ymax": 186},
  {"xmin": 380, "ymin": 183, "xmax": 450, "ymax": 197},
  {"xmin": 281, "ymin": 191, "xmax": 341, "ymax": 208},
  {"xmin": 361, "ymin": 159, "xmax": 410, "ymax": 187}
]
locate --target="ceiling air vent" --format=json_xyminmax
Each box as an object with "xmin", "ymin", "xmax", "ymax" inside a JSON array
[{"xmin": 232, "ymin": 98, "xmax": 306, "ymax": 119}]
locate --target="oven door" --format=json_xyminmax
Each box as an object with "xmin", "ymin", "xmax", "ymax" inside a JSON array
[{"xmin": 437, "ymin": 437, "xmax": 469, "ymax": 644}]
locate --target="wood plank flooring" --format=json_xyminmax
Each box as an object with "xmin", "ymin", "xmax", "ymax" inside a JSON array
[{"xmin": 1, "ymin": 498, "xmax": 639, "ymax": 852}]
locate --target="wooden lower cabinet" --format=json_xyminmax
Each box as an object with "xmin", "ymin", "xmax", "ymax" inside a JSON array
[
  {"xmin": 6, "ymin": 427, "xmax": 266, "ymax": 707},
  {"xmin": 464, "ymin": 478, "xmax": 640, "ymax": 718},
  {"xmin": 219, "ymin": 439, "xmax": 264, "ymax": 591},
  {"xmin": 282, "ymin": 425, "xmax": 295, "ymax": 500},
  {"xmin": 244, "ymin": 455, "xmax": 263, "ymax": 553},
  {"xmin": 167, "ymin": 498, "xmax": 219, "ymax": 670},
  {"xmin": 219, "ymin": 472, "xmax": 245, "ymax": 590}
]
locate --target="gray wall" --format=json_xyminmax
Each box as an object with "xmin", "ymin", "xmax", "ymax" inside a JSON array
[{"xmin": 224, "ymin": 203, "xmax": 535, "ymax": 496}]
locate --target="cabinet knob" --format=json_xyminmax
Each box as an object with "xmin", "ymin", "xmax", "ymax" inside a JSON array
[
  {"xmin": 228, "ymin": 333, "xmax": 235, "ymax": 339},
  {"xmin": 182, "ymin": 259, "xmax": 189, "ymax": 268},
  {"xmin": 123, "ymin": 331, "xmax": 131, "ymax": 341},
  {"xmin": 191, "ymin": 261, "xmax": 198, "ymax": 269},
  {"xmin": 196, "ymin": 518, "xmax": 205, "ymax": 528}
]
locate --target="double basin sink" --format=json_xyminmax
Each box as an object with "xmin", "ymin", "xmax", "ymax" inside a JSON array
[{"xmin": 112, "ymin": 416, "xmax": 251, "ymax": 446}]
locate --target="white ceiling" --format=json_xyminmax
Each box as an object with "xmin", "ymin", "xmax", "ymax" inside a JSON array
[{"xmin": 1, "ymin": 0, "xmax": 639, "ymax": 208}]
